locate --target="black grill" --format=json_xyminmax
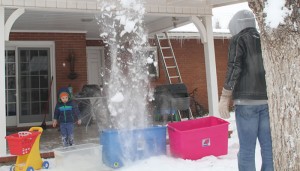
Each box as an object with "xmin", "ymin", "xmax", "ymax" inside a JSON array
[{"xmin": 154, "ymin": 83, "xmax": 190, "ymax": 114}]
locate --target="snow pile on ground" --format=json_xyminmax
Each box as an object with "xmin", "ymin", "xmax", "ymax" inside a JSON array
[{"xmin": 0, "ymin": 114, "xmax": 263, "ymax": 171}]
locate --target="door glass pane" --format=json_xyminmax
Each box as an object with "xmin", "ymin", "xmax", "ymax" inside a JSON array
[
  {"xmin": 21, "ymin": 103, "xmax": 29, "ymax": 115},
  {"xmin": 6, "ymin": 63, "xmax": 15, "ymax": 75},
  {"xmin": 39, "ymin": 56, "xmax": 48, "ymax": 75},
  {"xmin": 39, "ymin": 50, "xmax": 48, "ymax": 56},
  {"xmin": 40, "ymin": 75, "xmax": 48, "ymax": 88},
  {"xmin": 7, "ymin": 90, "xmax": 16, "ymax": 103},
  {"xmin": 19, "ymin": 50, "xmax": 29, "ymax": 62},
  {"xmin": 31, "ymin": 89, "xmax": 40, "ymax": 101},
  {"xmin": 21, "ymin": 89, "xmax": 30, "ymax": 102},
  {"xmin": 7, "ymin": 77, "xmax": 16, "ymax": 89},
  {"xmin": 30, "ymin": 63, "xmax": 39, "ymax": 75},
  {"xmin": 30, "ymin": 50, "xmax": 38, "ymax": 59},
  {"xmin": 31, "ymin": 102, "xmax": 40, "ymax": 115},
  {"xmin": 31, "ymin": 76, "xmax": 39, "ymax": 88},
  {"xmin": 19, "ymin": 48, "xmax": 51, "ymax": 123},
  {"xmin": 40, "ymin": 89, "xmax": 48, "ymax": 101},
  {"xmin": 7, "ymin": 103, "xmax": 16, "ymax": 116},
  {"xmin": 6, "ymin": 51, "xmax": 15, "ymax": 62},
  {"xmin": 20, "ymin": 63, "xmax": 29, "ymax": 75},
  {"xmin": 20, "ymin": 76, "xmax": 30, "ymax": 88}
]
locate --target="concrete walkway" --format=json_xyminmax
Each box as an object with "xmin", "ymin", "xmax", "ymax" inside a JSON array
[{"xmin": 39, "ymin": 124, "xmax": 100, "ymax": 153}]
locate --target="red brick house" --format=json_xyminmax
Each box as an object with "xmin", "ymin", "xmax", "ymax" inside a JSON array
[{"xmin": 0, "ymin": 0, "xmax": 242, "ymax": 156}]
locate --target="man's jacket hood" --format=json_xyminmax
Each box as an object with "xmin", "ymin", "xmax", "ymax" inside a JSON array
[{"xmin": 228, "ymin": 10, "xmax": 256, "ymax": 36}]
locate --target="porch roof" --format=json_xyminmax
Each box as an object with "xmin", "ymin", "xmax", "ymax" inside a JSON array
[{"xmin": 1, "ymin": 0, "xmax": 245, "ymax": 39}]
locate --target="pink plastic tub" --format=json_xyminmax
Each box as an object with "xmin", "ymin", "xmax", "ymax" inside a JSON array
[{"xmin": 168, "ymin": 116, "xmax": 229, "ymax": 160}]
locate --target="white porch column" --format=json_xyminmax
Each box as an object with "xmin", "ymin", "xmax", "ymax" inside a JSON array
[
  {"xmin": 202, "ymin": 16, "xmax": 219, "ymax": 116},
  {"xmin": 0, "ymin": 6, "xmax": 7, "ymax": 156}
]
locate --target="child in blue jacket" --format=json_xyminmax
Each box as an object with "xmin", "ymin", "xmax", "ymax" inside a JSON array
[{"xmin": 53, "ymin": 87, "xmax": 81, "ymax": 147}]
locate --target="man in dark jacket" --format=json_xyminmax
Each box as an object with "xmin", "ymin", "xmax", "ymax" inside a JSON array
[
  {"xmin": 53, "ymin": 87, "xmax": 81, "ymax": 147},
  {"xmin": 218, "ymin": 10, "xmax": 274, "ymax": 171}
]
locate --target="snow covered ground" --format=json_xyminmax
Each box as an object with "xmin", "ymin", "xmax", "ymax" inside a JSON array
[{"xmin": 0, "ymin": 114, "xmax": 263, "ymax": 171}]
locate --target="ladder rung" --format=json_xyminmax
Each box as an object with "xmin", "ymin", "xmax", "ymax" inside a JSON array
[
  {"xmin": 161, "ymin": 47, "xmax": 171, "ymax": 49},
  {"xmin": 170, "ymin": 76, "xmax": 180, "ymax": 78},
  {"xmin": 163, "ymin": 56, "xmax": 174, "ymax": 59},
  {"xmin": 166, "ymin": 66, "xmax": 176, "ymax": 69}
]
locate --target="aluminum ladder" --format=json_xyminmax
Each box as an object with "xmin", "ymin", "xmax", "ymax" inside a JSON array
[
  {"xmin": 155, "ymin": 32, "xmax": 182, "ymax": 84},
  {"xmin": 155, "ymin": 32, "xmax": 194, "ymax": 120}
]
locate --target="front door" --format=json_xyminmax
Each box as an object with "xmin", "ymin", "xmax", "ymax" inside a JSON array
[
  {"xmin": 18, "ymin": 48, "xmax": 52, "ymax": 124},
  {"xmin": 86, "ymin": 47, "xmax": 104, "ymax": 85}
]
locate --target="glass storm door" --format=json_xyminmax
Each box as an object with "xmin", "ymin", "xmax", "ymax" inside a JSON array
[
  {"xmin": 5, "ymin": 50, "xmax": 17, "ymax": 126},
  {"xmin": 18, "ymin": 48, "xmax": 52, "ymax": 124}
]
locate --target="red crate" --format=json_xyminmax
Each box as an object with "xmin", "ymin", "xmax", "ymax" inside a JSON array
[
  {"xmin": 168, "ymin": 116, "xmax": 229, "ymax": 160},
  {"xmin": 5, "ymin": 131, "xmax": 41, "ymax": 155}
]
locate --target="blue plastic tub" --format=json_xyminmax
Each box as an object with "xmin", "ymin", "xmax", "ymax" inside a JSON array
[{"xmin": 100, "ymin": 126, "xmax": 167, "ymax": 168}]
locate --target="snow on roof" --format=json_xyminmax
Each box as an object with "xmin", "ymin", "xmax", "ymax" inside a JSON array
[{"xmin": 168, "ymin": 2, "xmax": 250, "ymax": 38}]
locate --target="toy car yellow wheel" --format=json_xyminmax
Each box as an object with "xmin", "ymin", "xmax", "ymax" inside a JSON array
[{"xmin": 43, "ymin": 161, "xmax": 50, "ymax": 169}]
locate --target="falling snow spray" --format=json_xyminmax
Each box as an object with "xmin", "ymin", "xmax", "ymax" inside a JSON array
[
  {"xmin": 97, "ymin": 0, "xmax": 150, "ymax": 129},
  {"xmin": 96, "ymin": 0, "xmax": 166, "ymax": 168}
]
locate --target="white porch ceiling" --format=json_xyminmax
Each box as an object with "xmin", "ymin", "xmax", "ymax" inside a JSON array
[{"xmin": 2, "ymin": 0, "xmax": 246, "ymax": 39}]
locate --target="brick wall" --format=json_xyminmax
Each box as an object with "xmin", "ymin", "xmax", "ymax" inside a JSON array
[{"xmin": 10, "ymin": 32, "xmax": 88, "ymax": 94}]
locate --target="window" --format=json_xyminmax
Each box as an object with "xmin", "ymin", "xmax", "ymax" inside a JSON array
[{"xmin": 143, "ymin": 47, "xmax": 159, "ymax": 79}]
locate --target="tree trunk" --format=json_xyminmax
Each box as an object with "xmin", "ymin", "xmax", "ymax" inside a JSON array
[{"xmin": 249, "ymin": 1, "xmax": 300, "ymax": 170}]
